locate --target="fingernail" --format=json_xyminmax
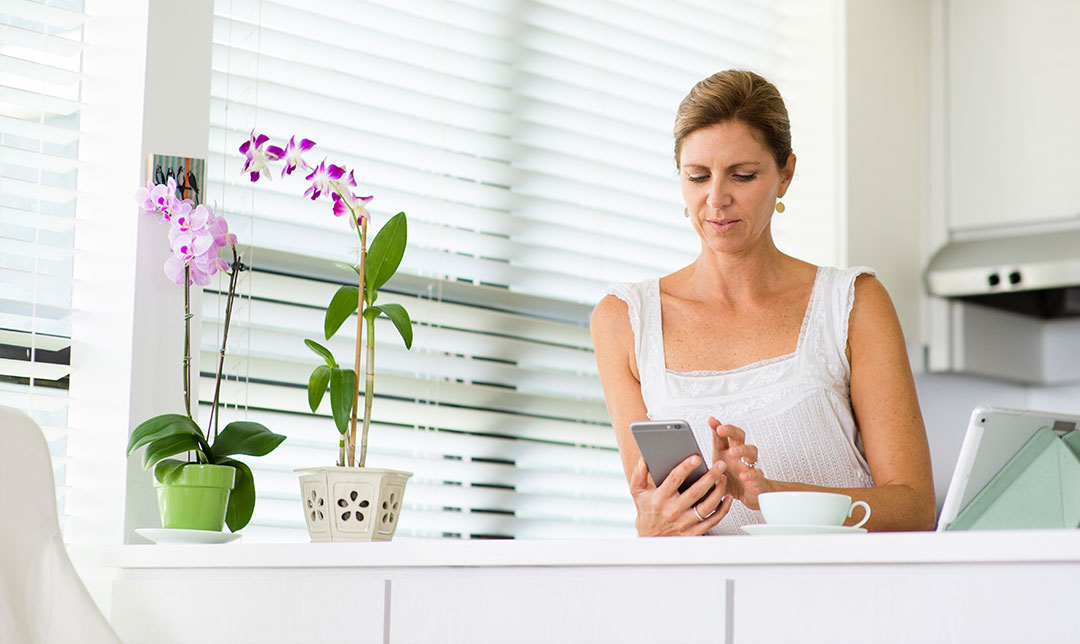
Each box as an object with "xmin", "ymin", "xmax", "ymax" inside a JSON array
[{"xmin": 690, "ymin": 456, "xmax": 700, "ymax": 466}]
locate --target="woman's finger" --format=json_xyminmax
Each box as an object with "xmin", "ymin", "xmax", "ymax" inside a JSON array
[
  {"xmin": 629, "ymin": 457, "xmax": 652, "ymax": 496},
  {"xmin": 720, "ymin": 423, "xmax": 746, "ymax": 447},
  {"xmin": 708, "ymin": 417, "xmax": 729, "ymax": 454},
  {"xmin": 692, "ymin": 493, "xmax": 734, "ymax": 535},
  {"xmin": 734, "ymin": 443, "xmax": 759, "ymax": 468},
  {"xmin": 691, "ymin": 467, "xmax": 727, "ymax": 515},
  {"xmin": 680, "ymin": 461, "xmax": 725, "ymax": 512},
  {"xmin": 656, "ymin": 454, "xmax": 703, "ymax": 497}
]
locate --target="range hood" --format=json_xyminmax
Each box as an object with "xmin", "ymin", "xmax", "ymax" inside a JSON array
[{"xmin": 925, "ymin": 229, "xmax": 1080, "ymax": 318}]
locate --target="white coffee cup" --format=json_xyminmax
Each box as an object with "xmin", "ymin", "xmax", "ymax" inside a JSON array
[{"xmin": 758, "ymin": 491, "xmax": 871, "ymax": 528}]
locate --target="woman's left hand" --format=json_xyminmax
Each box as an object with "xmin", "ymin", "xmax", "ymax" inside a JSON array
[{"xmin": 709, "ymin": 416, "xmax": 772, "ymax": 510}]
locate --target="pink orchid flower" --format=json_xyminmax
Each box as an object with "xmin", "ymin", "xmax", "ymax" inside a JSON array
[
  {"xmin": 240, "ymin": 131, "xmax": 284, "ymax": 183},
  {"xmin": 332, "ymin": 192, "xmax": 374, "ymax": 228},
  {"xmin": 134, "ymin": 177, "xmax": 186, "ymax": 222},
  {"xmin": 280, "ymin": 136, "xmax": 316, "ymax": 177},
  {"xmin": 304, "ymin": 160, "xmax": 345, "ymax": 201}
]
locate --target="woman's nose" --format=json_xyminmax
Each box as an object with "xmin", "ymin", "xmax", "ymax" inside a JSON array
[{"xmin": 705, "ymin": 179, "xmax": 729, "ymax": 209}]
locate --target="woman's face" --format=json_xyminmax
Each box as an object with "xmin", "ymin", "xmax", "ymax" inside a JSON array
[{"xmin": 678, "ymin": 121, "xmax": 795, "ymax": 256}]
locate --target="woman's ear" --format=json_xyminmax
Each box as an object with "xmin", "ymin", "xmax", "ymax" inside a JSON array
[{"xmin": 777, "ymin": 152, "xmax": 796, "ymax": 198}]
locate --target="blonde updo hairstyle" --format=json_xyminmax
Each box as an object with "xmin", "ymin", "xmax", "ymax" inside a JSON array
[{"xmin": 673, "ymin": 70, "xmax": 792, "ymax": 170}]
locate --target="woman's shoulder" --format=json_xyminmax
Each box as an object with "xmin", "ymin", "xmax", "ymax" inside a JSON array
[{"xmin": 592, "ymin": 278, "xmax": 652, "ymax": 330}]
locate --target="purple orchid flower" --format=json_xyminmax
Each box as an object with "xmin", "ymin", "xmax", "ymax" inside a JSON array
[
  {"xmin": 280, "ymin": 136, "xmax": 316, "ymax": 177},
  {"xmin": 332, "ymin": 192, "xmax": 374, "ymax": 228},
  {"xmin": 304, "ymin": 160, "xmax": 345, "ymax": 200},
  {"xmin": 239, "ymin": 131, "xmax": 284, "ymax": 183}
]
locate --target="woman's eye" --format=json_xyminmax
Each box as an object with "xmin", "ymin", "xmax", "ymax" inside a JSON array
[
  {"xmin": 687, "ymin": 175, "xmax": 708, "ymax": 183},
  {"xmin": 733, "ymin": 173, "xmax": 757, "ymax": 182}
]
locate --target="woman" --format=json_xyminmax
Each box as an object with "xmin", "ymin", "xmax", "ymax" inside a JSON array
[{"xmin": 591, "ymin": 70, "xmax": 935, "ymax": 536}]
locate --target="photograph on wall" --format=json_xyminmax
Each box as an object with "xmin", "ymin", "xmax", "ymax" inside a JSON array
[{"xmin": 148, "ymin": 155, "xmax": 206, "ymax": 206}]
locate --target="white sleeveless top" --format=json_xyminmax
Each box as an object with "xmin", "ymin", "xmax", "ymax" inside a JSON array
[{"xmin": 607, "ymin": 265, "xmax": 875, "ymax": 535}]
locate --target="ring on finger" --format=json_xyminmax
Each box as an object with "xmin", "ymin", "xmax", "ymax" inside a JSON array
[
  {"xmin": 692, "ymin": 504, "xmax": 715, "ymax": 522},
  {"xmin": 741, "ymin": 456, "xmax": 756, "ymax": 469}
]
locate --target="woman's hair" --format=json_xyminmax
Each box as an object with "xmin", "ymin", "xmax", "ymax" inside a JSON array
[{"xmin": 673, "ymin": 70, "xmax": 792, "ymax": 169}]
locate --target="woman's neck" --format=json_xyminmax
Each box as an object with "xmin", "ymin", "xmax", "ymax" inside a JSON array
[{"xmin": 680, "ymin": 240, "xmax": 794, "ymax": 304}]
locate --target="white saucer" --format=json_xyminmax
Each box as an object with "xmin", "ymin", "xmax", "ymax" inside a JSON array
[
  {"xmin": 742, "ymin": 523, "xmax": 867, "ymax": 536},
  {"xmin": 135, "ymin": 528, "xmax": 241, "ymax": 545}
]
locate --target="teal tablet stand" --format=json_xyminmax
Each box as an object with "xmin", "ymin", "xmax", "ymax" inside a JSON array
[{"xmin": 947, "ymin": 428, "xmax": 1080, "ymax": 531}]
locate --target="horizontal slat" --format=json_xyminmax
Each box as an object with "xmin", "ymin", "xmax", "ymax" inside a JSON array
[
  {"xmin": 201, "ymin": 352, "xmax": 609, "ymax": 425},
  {"xmin": 204, "ymin": 152, "xmax": 695, "ymax": 262},
  {"xmin": 0, "ymin": 114, "xmax": 80, "ymax": 147},
  {"xmin": 0, "ymin": 328, "xmax": 71, "ymax": 351},
  {"xmin": 0, "ymin": 145, "xmax": 80, "ymax": 176},
  {"xmin": 203, "ymin": 292, "xmax": 597, "ymax": 371},
  {"xmin": 0, "ymin": 357, "xmax": 70, "ymax": 381},
  {"xmin": 225, "ymin": 219, "xmax": 617, "ymax": 303},
  {"xmin": 254, "ymin": 480, "xmax": 634, "ymax": 524},
  {"xmin": 204, "ymin": 405, "xmax": 618, "ymax": 474},
  {"xmin": 247, "ymin": 499, "xmax": 635, "ymax": 540},
  {"xmin": 201, "ymin": 378, "xmax": 615, "ymax": 448},
  {"xmin": 3, "ymin": 0, "xmax": 87, "ymax": 31},
  {"xmin": 203, "ymin": 323, "xmax": 602, "ymax": 399}
]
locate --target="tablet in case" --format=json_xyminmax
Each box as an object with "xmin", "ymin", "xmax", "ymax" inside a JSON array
[{"xmin": 946, "ymin": 427, "xmax": 1080, "ymax": 531}]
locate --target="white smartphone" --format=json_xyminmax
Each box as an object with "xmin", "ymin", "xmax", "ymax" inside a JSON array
[{"xmin": 630, "ymin": 419, "xmax": 712, "ymax": 495}]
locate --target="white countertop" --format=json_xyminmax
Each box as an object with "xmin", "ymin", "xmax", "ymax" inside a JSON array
[{"xmin": 104, "ymin": 529, "xmax": 1080, "ymax": 569}]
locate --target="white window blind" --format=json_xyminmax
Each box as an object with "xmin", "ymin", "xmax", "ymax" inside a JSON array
[
  {"xmin": 0, "ymin": 0, "xmax": 86, "ymax": 523},
  {"xmin": 206, "ymin": 0, "xmax": 838, "ymax": 540}
]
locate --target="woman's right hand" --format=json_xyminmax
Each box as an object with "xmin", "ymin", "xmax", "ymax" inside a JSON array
[{"xmin": 628, "ymin": 455, "xmax": 733, "ymax": 536}]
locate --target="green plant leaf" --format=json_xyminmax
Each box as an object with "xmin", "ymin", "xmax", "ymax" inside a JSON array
[
  {"xmin": 210, "ymin": 421, "xmax": 286, "ymax": 459},
  {"xmin": 308, "ymin": 365, "xmax": 332, "ymax": 412},
  {"xmin": 142, "ymin": 433, "xmax": 203, "ymax": 470},
  {"xmin": 304, "ymin": 339, "xmax": 338, "ymax": 368},
  {"xmin": 325, "ymin": 285, "xmax": 360, "ymax": 340},
  {"xmin": 332, "ymin": 261, "xmax": 362, "ymax": 277},
  {"xmin": 329, "ymin": 367, "xmax": 356, "ymax": 435},
  {"xmin": 153, "ymin": 458, "xmax": 188, "ymax": 484},
  {"xmin": 364, "ymin": 212, "xmax": 407, "ymax": 302},
  {"xmin": 372, "ymin": 303, "xmax": 413, "ymax": 349},
  {"xmin": 221, "ymin": 458, "xmax": 255, "ymax": 532},
  {"xmin": 127, "ymin": 413, "xmax": 202, "ymax": 455}
]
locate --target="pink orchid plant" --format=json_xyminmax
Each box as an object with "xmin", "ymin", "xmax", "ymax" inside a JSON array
[
  {"xmin": 241, "ymin": 131, "xmax": 413, "ymax": 469},
  {"xmin": 128, "ymin": 175, "xmax": 286, "ymax": 532}
]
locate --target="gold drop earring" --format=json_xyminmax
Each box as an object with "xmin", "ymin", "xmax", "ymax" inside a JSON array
[
  {"xmin": 775, "ymin": 201, "xmax": 785, "ymax": 214},
  {"xmin": 684, "ymin": 207, "xmax": 690, "ymax": 218}
]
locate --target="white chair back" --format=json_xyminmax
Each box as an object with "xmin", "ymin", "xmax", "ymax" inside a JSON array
[{"xmin": 0, "ymin": 405, "xmax": 121, "ymax": 643}]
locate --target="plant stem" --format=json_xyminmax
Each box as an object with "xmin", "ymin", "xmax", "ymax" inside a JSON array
[
  {"xmin": 348, "ymin": 216, "xmax": 368, "ymax": 467},
  {"xmin": 183, "ymin": 265, "xmax": 192, "ymax": 419},
  {"xmin": 338, "ymin": 436, "xmax": 345, "ymax": 468},
  {"xmin": 360, "ymin": 312, "xmax": 375, "ymax": 468},
  {"xmin": 208, "ymin": 246, "xmax": 242, "ymax": 443}
]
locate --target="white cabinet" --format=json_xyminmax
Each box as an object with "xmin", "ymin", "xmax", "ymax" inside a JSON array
[{"xmin": 947, "ymin": 0, "xmax": 1080, "ymax": 232}]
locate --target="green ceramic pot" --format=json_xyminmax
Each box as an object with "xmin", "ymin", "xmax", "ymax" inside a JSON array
[{"xmin": 154, "ymin": 464, "xmax": 236, "ymax": 531}]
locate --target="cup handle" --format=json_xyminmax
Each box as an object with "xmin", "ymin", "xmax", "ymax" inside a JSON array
[{"xmin": 848, "ymin": 501, "xmax": 871, "ymax": 529}]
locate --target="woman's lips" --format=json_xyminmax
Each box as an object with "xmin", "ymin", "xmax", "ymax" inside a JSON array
[{"xmin": 706, "ymin": 218, "xmax": 740, "ymax": 232}]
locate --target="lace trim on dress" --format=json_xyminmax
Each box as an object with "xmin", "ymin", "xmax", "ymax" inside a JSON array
[
  {"xmin": 837, "ymin": 266, "xmax": 876, "ymax": 374},
  {"xmin": 605, "ymin": 282, "xmax": 644, "ymax": 360},
  {"xmin": 662, "ymin": 266, "xmax": 824, "ymax": 378}
]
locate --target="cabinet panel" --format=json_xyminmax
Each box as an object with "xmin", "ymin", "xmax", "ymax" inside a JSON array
[
  {"xmin": 111, "ymin": 570, "xmax": 386, "ymax": 644},
  {"xmin": 736, "ymin": 563, "xmax": 1080, "ymax": 643},
  {"xmin": 948, "ymin": 0, "xmax": 1080, "ymax": 231},
  {"xmin": 390, "ymin": 567, "xmax": 729, "ymax": 644}
]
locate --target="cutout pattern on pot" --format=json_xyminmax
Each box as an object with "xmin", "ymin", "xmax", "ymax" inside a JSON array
[
  {"xmin": 377, "ymin": 484, "xmax": 403, "ymax": 534},
  {"xmin": 300, "ymin": 481, "xmax": 329, "ymax": 534},
  {"xmin": 332, "ymin": 481, "xmax": 374, "ymax": 533}
]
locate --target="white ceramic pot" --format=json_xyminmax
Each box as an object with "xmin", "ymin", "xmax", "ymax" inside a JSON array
[{"xmin": 296, "ymin": 466, "xmax": 412, "ymax": 542}]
